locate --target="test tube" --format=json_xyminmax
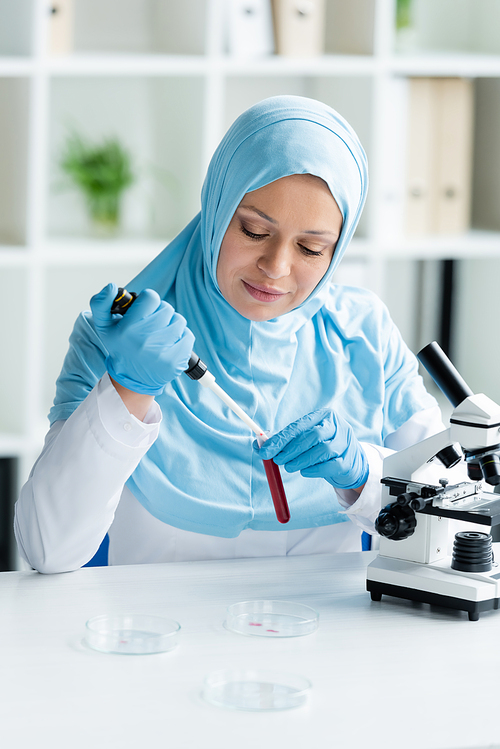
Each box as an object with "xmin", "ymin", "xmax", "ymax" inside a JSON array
[{"xmin": 257, "ymin": 434, "xmax": 290, "ymax": 524}]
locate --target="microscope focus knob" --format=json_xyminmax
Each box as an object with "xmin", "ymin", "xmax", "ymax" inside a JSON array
[{"xmin": 375, "ymin": 503, "xmax": 417, "ymax": 541}]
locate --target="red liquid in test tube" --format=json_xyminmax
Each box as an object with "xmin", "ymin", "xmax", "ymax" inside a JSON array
[{"xmin": 262, "ymin": 459, "xmax": 290, "ymax": 524}]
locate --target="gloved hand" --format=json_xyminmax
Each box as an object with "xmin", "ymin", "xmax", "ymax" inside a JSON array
[
  {"xmin": 254, "ymin": 408, "xmax": 369, "ymax": 490},
  {"xmin": 90, "ymin": 282, "xmax": 195, "ymax": 396}
]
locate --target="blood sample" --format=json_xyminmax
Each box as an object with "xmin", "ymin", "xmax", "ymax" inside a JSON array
[{"xmin": 262, "ymin": 459, "xmax": 290, "ymax": 524}]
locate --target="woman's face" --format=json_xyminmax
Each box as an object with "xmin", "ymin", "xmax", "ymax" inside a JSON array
[{"xmin": 216, "ymin": 174, "xmax": 343, "ymax": 321}]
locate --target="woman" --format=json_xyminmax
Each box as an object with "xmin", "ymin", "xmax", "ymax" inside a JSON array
[{"xmin": 15, "ymin": 95, "xmax": 442, "ymax": 573}]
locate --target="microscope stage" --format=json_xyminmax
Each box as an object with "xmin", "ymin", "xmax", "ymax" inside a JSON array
[{"xmin": 366, "ymin": 555, "xmax": 500, "ymax": 620}]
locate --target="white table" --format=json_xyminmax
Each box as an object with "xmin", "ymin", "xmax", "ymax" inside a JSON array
[{"xmin": 1, "ymin": 551, "xmax": 499, "ymax": 749}]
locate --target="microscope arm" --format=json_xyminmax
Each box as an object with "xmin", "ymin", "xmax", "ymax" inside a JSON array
[{"xmin": 382, "ymin": 427, "xmax": 454, "ymax": 484}]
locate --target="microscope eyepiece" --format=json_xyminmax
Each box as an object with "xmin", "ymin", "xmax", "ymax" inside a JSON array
[
  {"xmin": 435, "ymin": 444, "xmax": 462, "ymax": 469},
  {"xmin": 417, "ymin": 341, "xmax": 473, "ymax": 408}
]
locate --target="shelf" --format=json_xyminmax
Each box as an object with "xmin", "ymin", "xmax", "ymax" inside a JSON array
[
  {"xmin": 2, "ymin": 0, "xmax": 500, "ymax": 473},
  {"xmin": 0, "ymin": 58, "xmax": 35, "ymax": 76},
  {"xmin": 40, "ymin": 237, "xmax": 165, "ymax": 265},
  {"xmin": 0, "ymin": 247, "xmax": 31, "ymax": 265},
  {"xmin": 220, "ymin": 54, "xmax": 377, "ymax": 77},
  {"xmin": 40, "ymin": 53, "xmax": 380, "ymax": 78},
  {"xmin": 391, "ymin": 53, "xmax": 500, "ymax": 77},
  {"xmin": 5, "ymin": 51, "xmax": 500, "ymax": 80},
  {"xmin": 349, "ymin": 231, "xmax": 500, "ymax": 260},
  {"xmin": 66, "ymin": 0, "xmax": 375, "ymax": 59},
  {"xmin": 45, "ymin": 53, "xmax": 212, "ymax": 76}
]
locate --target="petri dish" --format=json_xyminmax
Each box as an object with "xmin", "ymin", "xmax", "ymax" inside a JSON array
[
  {"xmin": 85, "ymin": 614, "xmax": 180, "ymax": 655},
  {"xmin": 202, "ymin": 669, "xmax": 311, "ymax": 711},
  {"xmin": 224, "ymin": 600, "xmax": 318, "ymax": 638}
]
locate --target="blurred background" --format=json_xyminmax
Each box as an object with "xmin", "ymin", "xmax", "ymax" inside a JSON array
[{"xmin": 1, "ymin": 0, "xmax": 499, "ymax": 569}]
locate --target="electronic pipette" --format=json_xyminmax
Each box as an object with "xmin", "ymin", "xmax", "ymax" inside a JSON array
[{"xmin": 110, "ymin": 288, "xmax": 290, "ymax": 523}]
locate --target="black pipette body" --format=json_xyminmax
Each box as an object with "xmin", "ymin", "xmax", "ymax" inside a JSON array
[{"xmin": 110, "ymin": 287, "xmax": 206, "ymax": 381}]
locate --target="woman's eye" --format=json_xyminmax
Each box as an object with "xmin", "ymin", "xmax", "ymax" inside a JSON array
[
  {"xmin": 240, "ymin": 224, "xmax": 268, "ymax": 240},
  {"xmin": 299, "ymin": 245, "xmax": 324, "ymax": 257}
]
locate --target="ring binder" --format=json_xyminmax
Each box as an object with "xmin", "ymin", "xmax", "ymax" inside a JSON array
[{"xmin": 271, "ymin": 0, "xmax": 325, "ymax": 57}]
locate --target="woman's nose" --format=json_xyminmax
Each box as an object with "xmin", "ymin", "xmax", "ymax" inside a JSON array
[{"xmin": 257, "ymin": 241, "xmax": 292, "ymax": 279}]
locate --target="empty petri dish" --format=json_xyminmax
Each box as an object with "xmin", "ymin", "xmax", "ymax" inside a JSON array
[
  {"xmin": 85, "ymin": 614, "xmax": 180, "ymax": 655},
  {"xmin": 224, "ymin": 600, "xmax": 318, "ymax": 637},
  {"xmin": 202, "ymin": 669, "xmax": 311, "ymax": 711}
]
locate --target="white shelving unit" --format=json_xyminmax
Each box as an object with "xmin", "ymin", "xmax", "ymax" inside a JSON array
[{"xmin": 2, "ymin": 0, "xmax": 500, "ymax": 515}]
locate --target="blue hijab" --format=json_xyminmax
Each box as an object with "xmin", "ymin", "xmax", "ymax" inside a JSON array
[{"xmin": 50, "ymin": 95, "xmax": 436, "ymax": 536}]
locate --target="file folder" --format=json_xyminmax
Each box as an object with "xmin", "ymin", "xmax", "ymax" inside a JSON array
[
  {"xmin": 226, "ymin": 0, "xmax": 274, "ymax": 58},
  {"xmin": 433, "ymin": 77, "xmax": 474, "ymax": 234},
  {"xmin": 48, "ymin": 0, "xmax": 74, "ymax": 56},
  {"xmin": 405, "ymin": 77, "xmax": 474, "ymax": 235},
  {"xmin": 272, "ymin": 0, "xmax": 326, "ymax": 57}
]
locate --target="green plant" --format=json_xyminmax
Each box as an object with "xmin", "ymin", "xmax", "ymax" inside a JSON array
[
  {"xmin": 396, "ymin": 0, "xmax": 413, "ymax": 30},
  {"xmin": 60, "ymin": 133, "xmax": 135, "ymax": 232}
]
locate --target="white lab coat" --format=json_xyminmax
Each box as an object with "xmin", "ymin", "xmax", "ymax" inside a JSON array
[{"xmin": 15, "ymin": 374, "xmax": 445, "ymax": 573}]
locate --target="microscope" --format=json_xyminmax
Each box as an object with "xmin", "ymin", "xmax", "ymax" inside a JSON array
[{"xmin": 366, "ymin": 342, "xmax": 500, "ymax": 620}]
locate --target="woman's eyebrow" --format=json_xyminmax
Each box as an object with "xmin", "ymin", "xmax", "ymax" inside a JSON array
[
  {"xmin": 303, "ymin": 230, "xmax": 338, "ymax": 237},
  {"xmin": 238, "ymin": 205, "xmax": 277, "ymax": 224}
]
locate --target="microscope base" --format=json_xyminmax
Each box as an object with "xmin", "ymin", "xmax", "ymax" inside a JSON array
[{"xmin": 366, "ymin": 555, "xmax": 500, "ymax": 621}]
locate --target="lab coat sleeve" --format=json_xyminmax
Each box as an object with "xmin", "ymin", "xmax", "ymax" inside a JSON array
[
  {"xmin": 14, "ymin": 374, "xmax": 161, "ymax": 574},
  {"xmin": 336, "ymin": 405, "xmax": 445, "ymax": 534}
]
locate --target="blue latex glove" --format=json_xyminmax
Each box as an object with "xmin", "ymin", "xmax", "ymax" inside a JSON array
[
  {"xmin": 90, "ymin": 282, "xmax": 195, "ymax": 396},
  {"xmin": 255, "ymin": 408, "xmax": 369, "ymax": 490}
]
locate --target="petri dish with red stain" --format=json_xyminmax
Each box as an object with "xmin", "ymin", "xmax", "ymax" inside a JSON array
[
  {"xmin": 85, "ymin": 614, "xmax": 180, "ymax": 654},
  {"xmin": 224, "ymin": 600, "xmax": 318, "ymax": 638}
]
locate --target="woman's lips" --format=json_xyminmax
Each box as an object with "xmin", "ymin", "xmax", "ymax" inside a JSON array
[{"xmin": 242, "ymin": 281, "xmax": 287, "ymax": 302}]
